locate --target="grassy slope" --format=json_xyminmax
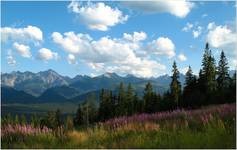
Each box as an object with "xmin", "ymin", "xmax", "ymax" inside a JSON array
[{"xmin": 1, "ymin": 103, "xmax": 236, "ymax": 149}]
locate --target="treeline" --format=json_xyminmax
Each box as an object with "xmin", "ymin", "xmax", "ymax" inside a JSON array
[
  {"xmin": 74, "ymin": 43, "xmax": 236, "ymax": 125},
  {"xmin": 2, "ymin": 43, "xmax": 236, "ymax": 129},
  {"xmin": 2, "ymin": 110, "xmax": 74, "ymax": 132}
]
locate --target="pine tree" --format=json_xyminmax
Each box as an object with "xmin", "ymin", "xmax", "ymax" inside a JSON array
[
  {"xmin": 217, "ymin": 51, "xmax": 230, "ymax": 90},
  {"xmin": 99, "ymin": 89, "xmax": 106, "ymax": 121},
  {"xmin": 55, "ymin": 109, "xmax": 62, "ymax": 128},
  {"xmin": 229, "ymin": 72, "xmax": 236, "ymax": 102},
  {"xmin": 144, "ymin": 82, "xmax": 155, "ymax": 113},
  {"xmin": 185, "ymin": 66, "xmax": 195, "ymax": 86},
  {"xmin": 117, "ymin": 82, "xmax": 126, "ymax": 116},
  {"xmin": 20, "ymin": 114, "xmax": 27, "ymax": 125},
  {"xmin": 201, "ymin": 43, "xmax": 217, "ymax": 93},
  {"xmin": 14, "ymin": 115, "xmax": 19, "ymax": 125},
  {"xmin": 182, "ymin": 66, "xmax": 197, "ymax": 107},
  {"xmin": 170, "ymin": 61, "xmax": 181, "ymax": 109},
  {"xmin": 74, "ymin": 104, "xmax": 84, "ymax": 126},
  {"xmin": 126, "ymin": 83, "xmax": 134, "ymax": 115}
]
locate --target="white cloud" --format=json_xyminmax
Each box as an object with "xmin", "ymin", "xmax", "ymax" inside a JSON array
[
  {"xmin": 178, "ymin": 53, "xmax": 187, "ymax": 61},
  {"xmin": 192, "ymin": 26, "xmax": 202, "ymax": 38},
  {"xmin": 67, "ymin": 54, "xmax": 77, "ymax": 64},
  {"xmin": 6, "ymin": 50, "xmax": 16, "ymax": 66},
  {"xmin": 123, "ymin": 0, "xmax": 194, "ymax": 18},
  {"xmin": 147, "ymin": 37, "xmax": 175, "ymax": 58},
  {"xmin": 52, "ymin": 32, "xmax": 92, "ymax": 54},
  {"xmin": 207, "ymin": 22, "xmax": 216, "ymax": 30},
  {"xmin": 13, "ymin": 42, "xmax": 32, "ymax": 58},
  {"xmin": 123, "ymin": 31, "xmax": 147, "ymax": 42},
  {"xmin": 68, "ymin": 2, "xmax": 128, "ymax": 31},
  {"xmin": 182, "ymin": 22, "xmax": 193, "ymax": 32},
  {"xmin": 206, "ymin": 23, "xmax": 237, "ymax": 68},
  {"xmin": 52, "ymin": 31, "xmax": 167, "ymax": 77},
  {"xmin": 37, "ymin": 48, "xmax": 59, "ymax": 61},
  {"xmin": 180, "ymin": 66, "xmax": 189, "ymax": 74},
  {"xmin": 207, "ymin": 24, "xmax": 236, "ymax": 48},
  {"xmin": 1, "ymin": 26, "xmax": 43, "ymax": 44}
]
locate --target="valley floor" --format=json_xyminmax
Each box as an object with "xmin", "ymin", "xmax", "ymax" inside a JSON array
[{"xmin": 1, "ymin": 103, "xmax": 236, "ymax": 149}]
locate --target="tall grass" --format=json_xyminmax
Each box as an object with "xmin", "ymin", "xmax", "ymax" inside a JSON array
[{"xmin": 1, "ymin": 103, "xmax": 236, "ymax": 148}]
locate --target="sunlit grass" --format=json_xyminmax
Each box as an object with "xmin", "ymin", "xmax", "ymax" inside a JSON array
[{"xmin": 1, "ymin": 103, "xmax": 236, "ymax": 148}]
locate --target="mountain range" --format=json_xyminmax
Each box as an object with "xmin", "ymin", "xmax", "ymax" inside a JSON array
[{"xmin": 3, "ymin": 69, "xmax": 234, "ymax": 104}]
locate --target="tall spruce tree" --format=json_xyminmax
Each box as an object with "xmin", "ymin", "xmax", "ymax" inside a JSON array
[
  {"xmin": 170, "ymin": 61, "xmax": 181, "ymax": 109},
  {"xmin": 182, "ymin": 66, "xmax": 197, "ymax": 107},
  {"xmin": 144, "ymin": 82, "xmax": 155, "ymax": 113},
  {"xmin": 217, "ymin": 50, "xmax": 230, "ymax": 90},
  {"xmin": 201, "ymin": 43, "xmax": 217, "ymax": 93},
  {"xmin": 185, "ymin": 66, "xmax": 195, "ymax": 86},
  {"xmin": 199, "ymin": 43, "xmax": 217, "ymax": 104},
  {"xmin": 216, "ymin": 51, "xmax": 230, "ymax": 103},
  {"xmin": 126, "ymin": 83, "xmax": 134, "ymax": 115},
  {"xmin": 118, "ymin": 82, "xmax": 126, "ymax": 116},
  {"xmin": 98, "ymin": 89, "xmax": 107, "ymax": 121}
]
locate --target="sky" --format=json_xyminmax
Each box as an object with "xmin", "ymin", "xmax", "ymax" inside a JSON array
[{"xmin": 1, "ymin": 1, "xmax": 236, "ymax": 78}]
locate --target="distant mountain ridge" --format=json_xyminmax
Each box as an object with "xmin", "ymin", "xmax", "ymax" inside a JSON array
[{"xmin": 2, "ymin": 69, "xmax": 235, "ymax": 104}]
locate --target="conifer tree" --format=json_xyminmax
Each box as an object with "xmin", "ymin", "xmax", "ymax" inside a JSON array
[
  {"xmin": 170, "ymin": 61, "xmax": 181, "ymax": 108},
  {"xmin": 144, "ymin": 82, "xmax": 155, "ymax": 113},
  {"xmin": 14, "ymin": 115, "xmax": 19, "ymax": 125},
  {"xmin": 217, "ymin": 50, "xmax": 230, "ymax": 90},
  {"xmin": 74, "ymin": 104, "xmax": 84, "ymax": 126},
  {"xmin": 200, "ymin": 43, "xmax": 217, "ymax": 94},
  {"xmin": 182, "ymin": 66, "xmax": 197, "ymax": 107},
  {"xmin": 126, "ymin": 83, "xmax": 134, "ymax": 115},
  {"xmin": 117, "ymin": 82, "xmax": 126, "ymax": 116}
]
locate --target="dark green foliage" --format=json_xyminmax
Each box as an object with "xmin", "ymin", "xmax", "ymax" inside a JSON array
[
  {"xmin": 170, "ymin": 61, "xmax": 181, "ymax": 109},
  {"xmin": 99, "ymin": 89, "xmax": 113, "ymax": 121},
  {"xmin": 144, "ymin": 82, "xmax": 157, "ymax": 113},
  {"xmin": 14, "ymin": 115, "xmax": 19, "ymax": 125},
  {"xmin": 40, "ymin": 109, "xmax": 63, "ymax": 130},
  {"xmin": 117, "ymin": 82, "xmax": 126, "ymax": 116},
  {"xmin": 182, "ymin": 66, "xmax": 199, "ymax": 108},
  {"xmin": 126, "ymin": 83, "xmax": 135, "ymax": 115},
  {"xmin": 216, "ymin": 51, "xmax": 230, "ymax": 103},
  {"xmin": 20, "ymin": 114, "xmax": 27, "ymax": 125},
  {"xmin": 199, "ymin": 43, "xmax": 217, "ymax": 104},
  {"xmin": 74, "ymin": 95, "xmax": 98, "ymax": 126},
  {"xmin": 217, "ymin": 51, "xmax": 230, "ymax": 89},
  {"xmin": 228, "ymin": 72, "xmax": 236, "ymax": 103},
  {"xmin": 30, "ymin": 113, "xmax": 40, "ymax": 127}
]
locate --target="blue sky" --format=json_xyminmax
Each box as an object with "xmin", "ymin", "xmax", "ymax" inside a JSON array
[{"xmin": 1, "ymin": 1, "xmax": 236, "ymax": 78}]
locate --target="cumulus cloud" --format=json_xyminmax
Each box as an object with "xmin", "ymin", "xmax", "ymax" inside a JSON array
[
  {"xmin": 123, "ymin": 0, "xmax": 194, "ymax": 18},
  {"xmin": 123, "ymin": 31, "xmax": 147, "ymax": 42},
  {"xmin": 52, "ymin": 31, "xmax": 167, "ymax": 77},
  {"xmin": 1, "ymin": 26, "xmax": 43, "ymax": 44},
  {"xmin": 6, "ymin": 50, "xmax": 16, "ymax": 66},
  {"xmin": 147, "ymin": 37, "xmax": 176, "ymax": 58},
  {"xmin": 207, "ymin": 22, "xmax": 216, "ymax": 30},
  {"xmin": 182, "ymin": 22, "xmax": 193, "ymax": 32},
  {"xmin": 178, "ymin": 53, "xmax": 187, "ymax": 61},
  {"xmin": 67, "ymin": 54, "xmax": 77, "ymax": 64},
  {"xmin": 13, "ymin": 42, "xmax": 32, "ymax": 58},
  {"xmin": 206, "ymin": 23, "xmax": 236, "ymax": 68},
  {"xmin": 180, "ymin": 66, "xmax": 189, "ymax": 74},
  {"xmin": 37, "ymin": 48, "xmax": 59, "ymax": 61},
  {"xmin": 68, "ymin": 2, "xmax": 128, "ymax": 31},
  {"xmin": 52, "ymin": 32, "xmax": 92, "ymax": 54},
  {"xmin": 192, "ymin": 26, "xmax": 202, "ymax": 38}
]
